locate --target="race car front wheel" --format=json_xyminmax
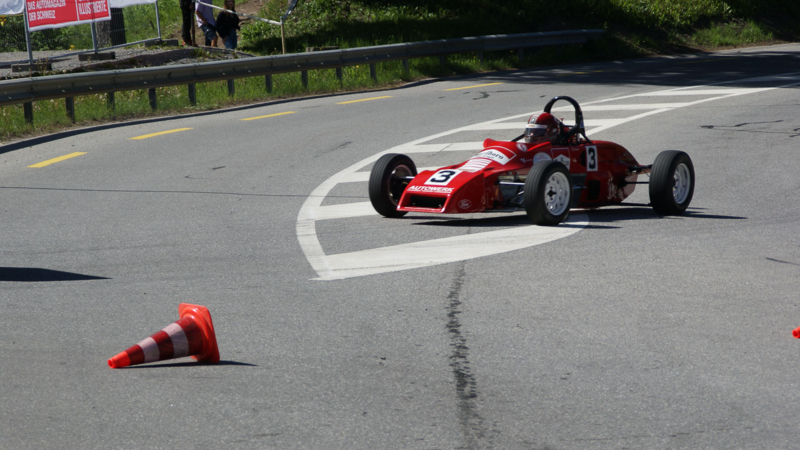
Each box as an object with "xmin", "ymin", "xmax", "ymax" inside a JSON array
[
  {"xmin": 649, "ymin": 150, "xmax": 694, "ymax": 215},
  {"xmin": 524, "ymin": 160, "xmax": 572, "ymax": 225},
  {"xmin": 369, "ymin": 153, "xmax": 417, "ymax": 218}
]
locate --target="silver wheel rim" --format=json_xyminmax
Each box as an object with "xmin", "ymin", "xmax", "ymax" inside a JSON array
[
  {"xmin": 544, "ymin": 172, "xmax": 570, "ymax": 216},
  {"xmin": 673, "ymin": 163, "xmax": 691, "ymax": 204}
]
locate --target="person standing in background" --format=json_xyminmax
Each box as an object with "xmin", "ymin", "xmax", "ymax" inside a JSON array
[
  {"xmin": 195, "ymin": 0, "xmax": 218, "ymax": 47},
  {"xmin": 215, "ymin": 0, "xmax": 240, "ymax": 50},
  {"xmin": 180, "ymin": 0, "xmax": 196, "ymax": 46}
]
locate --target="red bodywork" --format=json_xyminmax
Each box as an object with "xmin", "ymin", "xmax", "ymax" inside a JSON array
[{"xmin": 397, "ymin": 138, "xmax": 641, "ymax": 214}]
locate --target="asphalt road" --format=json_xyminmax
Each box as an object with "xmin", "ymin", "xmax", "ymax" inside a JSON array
[{"xmin": 2, "ymin": 43, "xmax": 800, "ymax": 450}]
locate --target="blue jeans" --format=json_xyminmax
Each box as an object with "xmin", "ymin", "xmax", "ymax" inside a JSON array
[
  {"xmin": 223, "ymin": 33, "xmax": 237, "ymax": 50},
  {"xmin": 200, "ymin": 24, "xmax": 217, "ymax": 46}
]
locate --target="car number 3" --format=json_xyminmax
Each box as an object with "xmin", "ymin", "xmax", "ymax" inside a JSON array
[
  {"xmin": 586, "ymin": 146, "xmax": 598, "ymax": 171},
  {"xmin": 426, "ymin": 169, "xmax": 462, "ymax": 185}
]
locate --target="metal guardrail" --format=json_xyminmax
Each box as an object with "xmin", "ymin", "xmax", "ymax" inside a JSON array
[{"xmin": 0, "ymin": 29, "xmax": 604, "ymax": 111}]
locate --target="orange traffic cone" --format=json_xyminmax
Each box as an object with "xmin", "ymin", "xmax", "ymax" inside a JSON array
[
  {"xmin": 108, "ymin": 303, "xmax": 220, "ymax": 368},
  {"xmin": 793, "ymin": 326, "xmax": 800, "ymax": 339}
]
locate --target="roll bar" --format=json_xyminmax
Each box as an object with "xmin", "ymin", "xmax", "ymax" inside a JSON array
[{"xmin": 543, "ymin": 96, "xmax": 591, "ymax": 144}]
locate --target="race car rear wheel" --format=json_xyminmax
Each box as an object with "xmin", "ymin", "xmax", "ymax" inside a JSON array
[
  {"xmin": 649, "ymin": 150, "xmax": 694, "ymax": 215},
  {"xmin": 524, "ymin": 161, "xmax": 572, "ymax": 225},
  {"xmin": 369, "ymin": 153, "xmax": 417, "ymax": 218}
]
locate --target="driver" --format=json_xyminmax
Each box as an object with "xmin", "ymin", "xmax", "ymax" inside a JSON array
[{"xmin": 523, "ymin": 112, "xmax": 560, "ymax": 145}]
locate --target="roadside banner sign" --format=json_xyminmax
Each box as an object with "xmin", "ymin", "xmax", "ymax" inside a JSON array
[{"xmin": 26, "ymin": 0, "xmax": 111, "ymax": 31}]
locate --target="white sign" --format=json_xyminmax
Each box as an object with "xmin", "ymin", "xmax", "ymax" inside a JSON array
[
  {"xmin": 425, "ymin": 169, "xmax": 462, "ymax": 186},
  {"xmin": 0, "ymin": 0, "xmax": 24, "ymax": 15}
]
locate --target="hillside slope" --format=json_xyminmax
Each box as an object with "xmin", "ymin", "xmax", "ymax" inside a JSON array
[{"xmin": 235, "ymin": 0, "xmax": 798, "ymax": 60}]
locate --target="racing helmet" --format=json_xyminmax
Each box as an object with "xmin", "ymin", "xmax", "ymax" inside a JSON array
[{"xmin": 524, "ymin": 112, "xmax": 560, "ymax": 144}]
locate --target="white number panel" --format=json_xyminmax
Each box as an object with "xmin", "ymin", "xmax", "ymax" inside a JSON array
[{"xmin": 425, "ymin": 169, "xmax": 463, "ymax": 186}]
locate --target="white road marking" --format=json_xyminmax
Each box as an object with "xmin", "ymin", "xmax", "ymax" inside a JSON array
[
  {"xmin": 392, "ymin": 143, "xmax": 450, "ymax": 154},
  {"xmin": 584, "ymin": 109, "xmax": 674, "ymax": 136},
  {"xmin": 634, "ymin": 88, "xmax": 772, "ymax": 96},
  {"xmin": 340, "ymin": 167, "xmax": 442, "ymax": 183},
  {"xmin": 465, "ymin": 119, "xmax": 624, "ymax": 130},
  {"xmin": 397, "ymin": 142, "xmax": 487, "ymax": 153},
  {"xmin": 445, "ymin": 142, "xmax": 485, "ymax": 151},
  {"xmin": 297, "ymin": 76, "xmax": 800, "ymax": 280},
  {"xmin": 313, "ymin": 202, "xmax": 376, "ymax": 220},
  {"xmin": 313, "ymin": 213, "xmax": 588, "ymax": 280},
  {"xmin": 552, "ymin": 103, "xmax": 693, "ymax": 111}
]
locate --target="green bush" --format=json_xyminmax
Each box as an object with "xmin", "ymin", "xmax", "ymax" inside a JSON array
[
  {"xmin": 612, "ymin": 0, "xmax": 731, "ymax": 28},
  {"xmin": 241, "ymin": 0, "xmax": 799, "ymax": 55},
  {"xmin": 692, "ymin": 19, "xmax": 772, "ymax": 46}
]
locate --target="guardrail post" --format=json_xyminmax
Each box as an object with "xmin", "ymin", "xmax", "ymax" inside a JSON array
[
  {"xmin": 336, "ymin": 67, "xmax": 342, "ymax": 82},
  {"xmin": 301, "ymin": 71, "xmax": 308, "ymax": 89},
  {"xmin": 402, "ymin": 59, "xmax": 409, "ymax": 76},
  {"xmin": 107, "ymin": 92, "xmax": 115, "ymax": 111},
  {"xmin": 265, "ymin": 74, "xmax": 273, "ymax": 93},
  {"xmin": 66, "ymin": 97, "xmax": 75, "ymax": 122},
  {"xmin": 227, "ymin": 79, "xmax": 235, "ymax": 97},
  {"xmin": 23, "ymin": 102, "xmax": 33, "ymax": 124},
  {"xmin": 369, "ymin": 63, "xmax": 377, "ymax": 82},
  {"xmin": 518, "ymin": 48, "xmax": 524, "ymax": 65},
  {"xmin": 0, "ymin": 30, "xmax": 605, "ymax": 115},
  {"xmin": 148, "ymin": 88, "xmax": 157, "ymax": 110}
]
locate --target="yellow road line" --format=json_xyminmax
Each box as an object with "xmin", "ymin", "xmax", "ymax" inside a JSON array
[
  {"xmin": 129, "ymin": 128, "xmax": 193, "ymax": 140},
  {"xmin": 241, "ymin": 111, "xmax": 297, "ymax": 121},
  {"xmin": 29, "ymin": 152, "xmax": 87, "ymax": 168},
  {"xmin": 337, "ymin": 96, "xmax": 393, "ymax": 105},
  {"xmin": 445, "ymin": 82, "xmax": 503, "ymax": 91}
]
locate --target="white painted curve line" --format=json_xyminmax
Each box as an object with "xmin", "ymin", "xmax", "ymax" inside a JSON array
[
  {"xmin": 297, "ymin": 73, "xmax": 800, "ymax": 280},
  {"xmin": 384, "ymin": 142, "xmax": 489, "ymax": 155},
  {"xmin": 297, "ymin": 151, "xmax": 387, "ymax": 278},
  {"xmin": 313, "ymin": 202, "xmax": 376, "ymax": 220},
  {"xmin": 340, "ymin": 167, "xmax": 442, "ymax": 183},
  {"xmin": 465, "ymin": 119, "xmax": 624, "ymax": 131},
  {"xmin": 313, "ymin": 213, "xmax": 589, "ymax": 281},
  {"xmin": 552, "ymin": 103, "xmax": 693, "ymax": 111},
  {"xmin": 585, "ymin": 109, "xmax": 673, "ymax": 136},
  {"xmin": 634, "ymin": 88, "xmax": 771, "ymax": 96},
  {"xmin": 445, "ymin": 142, "xmax": 486, "ymax": 151}
]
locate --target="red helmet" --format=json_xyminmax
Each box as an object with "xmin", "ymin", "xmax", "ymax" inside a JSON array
[{"xmin": 524, "ymin": 112, "xmax": 560, "ymax": 144}]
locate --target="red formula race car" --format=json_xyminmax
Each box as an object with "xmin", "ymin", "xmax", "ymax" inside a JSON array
[{"xmin": 369, "ymin": 96, "xmax": 695, "ymax": 225}]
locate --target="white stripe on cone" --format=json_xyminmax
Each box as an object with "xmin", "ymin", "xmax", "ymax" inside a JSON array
[
  {"xmin": 140, "ymin": 336, "xmax": 160, "ymax": 363},
  {"xmin": 164, "ymin": 323, "xmax": 189, "ymax": 357}
]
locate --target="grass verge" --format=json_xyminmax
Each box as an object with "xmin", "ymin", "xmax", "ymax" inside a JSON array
[{"xmin": 0, "ymin": 47, "xmax": 592, "ymax": 144}]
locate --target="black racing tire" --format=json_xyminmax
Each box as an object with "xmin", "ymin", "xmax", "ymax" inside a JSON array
[
  {"xmin": 524, "ymin": 161, "xmax": 572, "ymax": 225},
  {"xmin": 649, "ymin": 150, "xmax": 695, "ymax": 215},
  {"xmin": 369, "ymin": 153, "xmax": 417, "ymax": 218}
]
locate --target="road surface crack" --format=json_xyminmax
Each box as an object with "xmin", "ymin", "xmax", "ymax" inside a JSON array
[{"xmin": 446, "ymin": 262, "xmax": 495, "ymax": 449}]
